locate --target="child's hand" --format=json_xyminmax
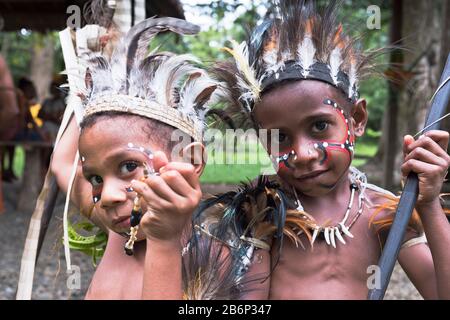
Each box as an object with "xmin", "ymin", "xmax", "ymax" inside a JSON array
[
  {"xmin": 402, "ymin": 130, "xmax": 450, "ymax": 206},
  {"xmin": 130, "ymin": 151, "xmax": 202, "ymax": 244}
]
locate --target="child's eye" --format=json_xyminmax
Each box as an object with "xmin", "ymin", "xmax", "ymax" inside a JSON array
[
  {"xmin": 89, "ymin": 175, "xmax": 103, "ymax": 187},
  {"xmin": 120, "ymin": 161, "xmax": 139, "ymax": 175},
  {"xmin": 278, "ymin": 132, "xmax": 288, "ymax": 144},
  {"xmin": 312, "ymin": 121, "xmax": 329, "ymax": 133}
]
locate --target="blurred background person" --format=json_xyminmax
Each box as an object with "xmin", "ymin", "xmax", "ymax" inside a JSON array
[
  {"xmin": 1, "ymin": 77, "xmax": 45, "ymax": 182},
  {"xmin": 0, "ymin": 54, "xmax": 19, "ymax": 213},
  {"xmin": 38, "ymin": 75, "xmax": 66, "ymax": 169},
  {"xmin": 38, "ymin": 75, "xmax": 66, "ymax": 144}
]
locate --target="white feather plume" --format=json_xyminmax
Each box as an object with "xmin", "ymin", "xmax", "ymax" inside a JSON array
[
  {"xmin": 179, "ymin": 72, "xmax": 217, "ymax": 118},
  {"xmin": 109, "ymin": 38, "xmax": 128, "ymax": 92},
  {"xmin": 348, "ymin": 62, "xmax": 357, "ymax": 100},
  {"xmin": 296, "ymin": 36, "xmax": 316, "ymax": 77},
  {"xmin": 329, "ymin": 47, "xmax": 342, "ymax": 85},
  {"xmin": 262, "ymin": 47, "xmax": 277, "ymax": 67}
]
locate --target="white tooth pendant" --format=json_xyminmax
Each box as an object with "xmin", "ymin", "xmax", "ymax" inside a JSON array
[
  {"xmin": 340, "ymin": 223, "xmax": 354, "ymax": 238},
  {"xmin": 324, "ymin": 227, "xmax": 331, "ymax": 245},
  {"xmin": 311, "ymin": 227, "xmax": 319, "ymax": 245},
  {"xmin": 330, "ymin": 228, "xmax": 336, "ymax": 248},
  {"xmin": 335, "ymin": 227, "xmax": 346, "ymax": 245}
]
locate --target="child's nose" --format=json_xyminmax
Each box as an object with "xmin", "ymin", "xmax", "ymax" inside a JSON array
[
  {"xmin": 100, "ymin": 179, "xmax": 128, "ymax": 209},
  {"xmin": 292, "ymin": 139, "xmax": 319, "ymax": 165}
]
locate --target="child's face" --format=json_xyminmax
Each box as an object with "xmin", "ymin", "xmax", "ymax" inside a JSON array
[
  {"xmin": 254, "ymin": 80, "xmax": 367, "ymax": 197},
  {"xmin": 78, "ymin": 117, "xmax": 163, "ymax": 238}
]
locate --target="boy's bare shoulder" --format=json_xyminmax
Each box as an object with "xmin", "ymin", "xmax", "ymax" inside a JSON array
[
  {"xmin": 85, "ymin": 233, "xmax": 145, "ymax": 299},
  {"xmin": 363, "ymin": 184, "xmax": 423, "ymax": 242},
  {"xmin": 364, "ymin": 186, "xmax": 398, "ymax": 218}
]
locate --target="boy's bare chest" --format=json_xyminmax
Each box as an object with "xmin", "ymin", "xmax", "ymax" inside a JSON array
[
  {"xmin": 268, "ymin": 215, "xmax": 382, "ymax": 299},
  {"xmin": 86, "ymin": 247, "xmax": 145, "ymax": 299}
]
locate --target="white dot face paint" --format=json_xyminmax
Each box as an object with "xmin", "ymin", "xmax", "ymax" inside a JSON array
[
  {"xmin": 126, "ymin": 143, "xmax": 156, "ymax": 175},
  {"xmin": 308, "ymin": 99, "xmax": 356, "ymax": 165},
  {"xmin": 271, "ymin": 98, "xmax": 356, "ymax": 171}
]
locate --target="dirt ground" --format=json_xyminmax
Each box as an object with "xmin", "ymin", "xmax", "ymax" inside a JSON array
[{"xmin": 0, "ymin": 180, "xmax": 421, "ymax": 300}]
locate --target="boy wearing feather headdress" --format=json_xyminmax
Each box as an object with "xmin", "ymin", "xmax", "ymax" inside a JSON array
[
  {"xmin": 177, "ymin": 0, "xmax": 450, "ymax": 299},
  {"xmin": 50, "ymin": 17, "xmax": 219, "ymax": 299}
]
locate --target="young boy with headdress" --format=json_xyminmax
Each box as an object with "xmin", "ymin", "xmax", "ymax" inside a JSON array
[
  {"xmin": 52, "ymin": 17, "xmax": 219, "ymax": 299},
  {"xmin": 155, "ymin": 0, "xmax": 450, "ymax": 299}
]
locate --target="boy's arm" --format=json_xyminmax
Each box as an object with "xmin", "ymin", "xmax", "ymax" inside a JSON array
[
  {"xmin": 399, "ymin": 201, "xmax": 450, "ymax": 299},
  {"xmin": 51, "ymin": 116, "xmax": 79, "ymax": 193},
  {"xmin": 398, "ymin": 130, "xmax": 450, "ymax": 299},
  {"xmin": 131, "ymin": 157, "xmax": 202, "ymax": 299},
  {"xmin": 50, "ymin": 116, "xmax": 107, "ymax": 230}
]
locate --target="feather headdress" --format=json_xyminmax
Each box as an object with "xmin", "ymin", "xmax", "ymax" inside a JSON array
[
  {"xmin": 78, "ymin": 17, "xmax": 218, "ymax": 141},
  {"xmin": 214, "ymin": 0, "xmax": 381, "ymax": 128}
]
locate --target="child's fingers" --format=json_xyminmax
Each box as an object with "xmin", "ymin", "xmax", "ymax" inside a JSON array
[
  {"xmin": 152, "ymin": 151, "xmax": 169, "ymax": 172},
  {"xmin": 132, "ymin": 175, "xmax": 183, "ymax": 204},
  {"xmin": 130, "ymin": 180, "xmax": 172, "ymax": 211},
  {"xmin": 403, "ymin": 135, "xmax": 415, "ymax": 157},
  {"xmin": 423, "ymin": 130, "xmax": 449, "ymax": 152},
  {"xmin": 145, "ymin": 174, "xmax": 186, "ymax": 202},
  {"xmin": 406, "ymin": 134, "xmax": 450, "ymax": 160},
  {"xmin": 160, "ymin": 169, "xmax": 198, "ymax": 199},
  {"xmin": 401, "ymin": 159, "xmax": 441, "ymax": 178},
  {"xmin": 160, "ymin": 162, "xmax": 200, "ymax": 189},
  {"xmin": 404, "ymin": 146, "xmax": 450, "ymax": 168}
]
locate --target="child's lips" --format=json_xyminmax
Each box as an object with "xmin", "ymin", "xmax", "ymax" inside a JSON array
[
  {"xmin": 113, "ymin": 216, "xmax": 131, "ymax": 229},
  {"xmin": 294, "ymin": 169, "xmax": 328, "ymax": 181}
]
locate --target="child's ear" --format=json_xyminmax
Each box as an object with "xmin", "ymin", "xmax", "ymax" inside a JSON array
[
  {"xmin": 180, "ymin": 142, "xmax": 207, "ymax": 176},
  {"xmin": 351, "ymin": 98, "xmax": 368, "ymax": 137}
]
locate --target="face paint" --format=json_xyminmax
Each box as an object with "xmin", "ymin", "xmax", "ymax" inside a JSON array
[
  {"xmin": 90, "ymin": 175, "xmax": 103, "ymax": 204},
  {"xmin": 271, "ymin": 143, "xmax": 317, "ymax": 171},
  {"xmin": 270, "ymin": 99, "xmax": 354, "ymax": 171},
  {"xmin": 93, "ymin": 194, "xmax": 101, "ymax": 204},
  {"xmin": 313, "ymin": 99, "xmax": 354, "ymax": 165},
  {"xmin": 127, "ymin": 142, "xmax": 155, "ymax": 166},
  {"xmin": 272, "ymin": 150, "xmax": 297, "ymax": 170}
]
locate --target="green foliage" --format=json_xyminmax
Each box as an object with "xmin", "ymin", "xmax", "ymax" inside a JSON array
[
  {"xmin": 0, "ymin": 31, "xmax": 62, "ymax": 82},
  {"xmin": 67, "ymin": 220, "xmax": 108, "ymax": 266},
  {"xmin": 12, "ymin": 146, "xmax": 25, "ymax": 178}
]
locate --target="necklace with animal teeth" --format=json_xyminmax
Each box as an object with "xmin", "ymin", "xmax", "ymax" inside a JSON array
[{"xmin": 292, "ymin": 181, "xmax": 365, "ymax": 248}]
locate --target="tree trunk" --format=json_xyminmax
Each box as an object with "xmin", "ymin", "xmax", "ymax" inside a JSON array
[
  {"xmin": 440, "ymin": 0, "xmax": 450, "ymax": 73},
  {"xmin": 30, "ymin": 33, "xmax": 54, "ymax": 103},
  {"xmin": 385, "ymin": 0, "xmax": 443, "ymax": 192},
  {"xmin": 382, "ymin": 0, "xmax": 403, "ymax": 191}
]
